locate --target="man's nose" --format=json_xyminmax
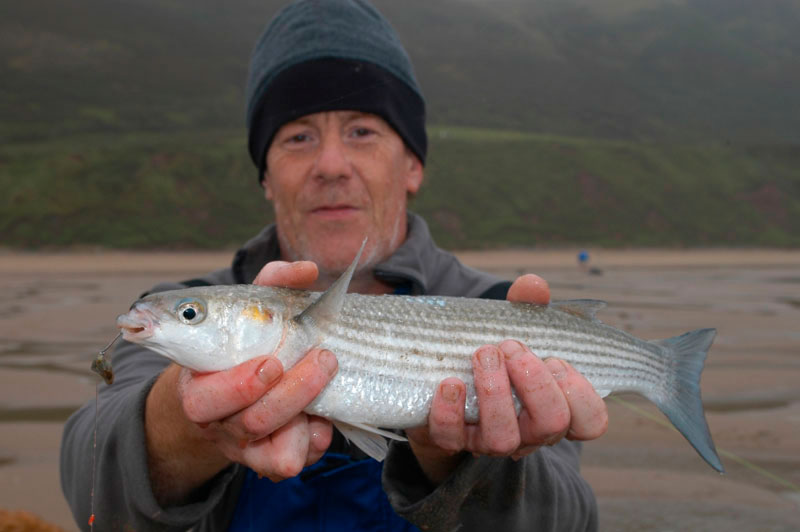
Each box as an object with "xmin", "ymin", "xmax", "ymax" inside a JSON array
[{"xmin": 313, "ymin": 134, "xmax": 351, "ymax": 180}]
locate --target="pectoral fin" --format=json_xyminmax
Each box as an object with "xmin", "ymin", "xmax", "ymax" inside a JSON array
[{"xmin": 333, "ymin": 420, "xmax": 407, "ymax": 462}]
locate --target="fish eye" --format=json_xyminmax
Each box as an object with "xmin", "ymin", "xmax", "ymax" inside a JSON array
[{"xmin": 177, "ymin": 299, "xmax": 206, "ymax": 325}]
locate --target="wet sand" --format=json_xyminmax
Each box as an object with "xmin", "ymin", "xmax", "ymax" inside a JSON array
[{"xmin": 1, "ymin": 249, "xmax": 799, "ymax": 530}]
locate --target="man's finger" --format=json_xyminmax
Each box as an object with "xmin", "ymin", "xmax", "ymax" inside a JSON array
[
  {"xmin": 179, "ymin": 356, "xmax": 283, "ymax": 424},
  {"xmin": 507, "ymin": 274, "xmax": 550, "ymax": 305},
  {"xmin": 501, "ymin": 341, "xmax": 571, "ymax": 446},
  {"xmin": 235, "ymin": 349, "xmax": 338, "ymax": 439},
  {"xmin": 426, "ymin": 378, "xmax": 467, "ymax": 452},
  {"xmin": 549, "ymin": 359, "xmax": 609, "ymax": 441},
  {"xmin": 238, "ymin": 415, "xmax": 309, "ymax": 482},
  {"xmin": 472, "ymin": 345, "xmax": 520, "ymax": 455},
  {"xmin": 305, "ymin": 416, "xmax": 334, "ymax": 466},
  {"xmin": 254, "ymin": 260, "xmax": 318, "ymax": 288}
]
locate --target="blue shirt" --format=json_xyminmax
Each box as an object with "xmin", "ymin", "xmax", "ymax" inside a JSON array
[{"xmin": 228, "ymin": 453, "xmax": 421, "ymax": 531}]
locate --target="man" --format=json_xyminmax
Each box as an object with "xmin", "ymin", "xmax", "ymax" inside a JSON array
[{"xmin": 61, "ymin": 1, "xmax": 607, "ymax": 530}]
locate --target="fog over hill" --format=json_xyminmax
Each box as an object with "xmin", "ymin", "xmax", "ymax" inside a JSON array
[{"xmin": 3, "ymin": 0, "xmax": 799, "ymax": 142}]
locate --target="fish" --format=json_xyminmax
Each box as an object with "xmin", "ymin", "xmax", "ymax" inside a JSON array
[{"xmin": 110, "ymin": 242, "xmax": 723, "ymax": 471}]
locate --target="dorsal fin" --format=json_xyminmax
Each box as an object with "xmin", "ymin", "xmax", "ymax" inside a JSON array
[
  {"xmin": 550, "ymin": 299, "xmax": 607, "ymax": 322},
  {"xmin": 294, "ymin": 237, "xmax": 367, "ymax": 331}
]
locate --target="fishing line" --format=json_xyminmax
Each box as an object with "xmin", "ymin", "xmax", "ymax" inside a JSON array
[
  {"xmin": 608, "ymin": 395, "xmax": 800, "ymax": 493},
  {"xmin": 89, "ymin": 332, "xmax": 121, "ymax": 528},
  {"xmin": 90, "ymin": 382, "xmax": 98, "ymax": 529}
]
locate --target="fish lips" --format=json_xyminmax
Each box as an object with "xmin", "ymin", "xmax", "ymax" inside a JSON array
[{"xmin": 116, "ymin": 303, "xmax": 159, "ymax": 341}]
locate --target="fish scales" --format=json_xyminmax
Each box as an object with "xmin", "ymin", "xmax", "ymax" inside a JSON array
[
  {"xmin": 334, "ymin": 295, "xmax": 666, "ymax": 385},
  {"xmin": 307, "ymin": 294, "xmax": 668, "ymax": 427},
  {"xmin": 334, "ymin": 296, "xmax": 659, "ymax": 372}
]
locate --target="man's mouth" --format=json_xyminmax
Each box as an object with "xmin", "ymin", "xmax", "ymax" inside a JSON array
[{"xmin": 310, "ymin": 205, "xmax": 359, "ymax": 218}]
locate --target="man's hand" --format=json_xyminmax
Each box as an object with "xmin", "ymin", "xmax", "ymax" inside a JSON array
[
  {"xmin": 187, "ymin": 260, "xmax": 335, "ymax": 480},
  {"xmin": 177, "ymin": 347, "xmax": 337, "ymax": 482},
  {"xmin": 145, "ymin": 261, "xmax": 337, "ymax": 505},
  {"xmin": 406, "ymin": 274, "xmax": 609, "ymax": 485}
]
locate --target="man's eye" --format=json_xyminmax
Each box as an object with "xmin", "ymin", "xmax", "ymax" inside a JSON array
[
  {"xmin": 351, "ymin": 127, "xmax": 374, "ymax": 138},
  {"xmin": 287, "ymin": 133, "xmax": 309, "ymax": 143}
]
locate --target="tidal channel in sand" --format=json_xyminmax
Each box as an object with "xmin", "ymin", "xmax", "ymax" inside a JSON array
[{"xmin": 1, "ymin": 249, "xmax": 798, "ymax": 530}]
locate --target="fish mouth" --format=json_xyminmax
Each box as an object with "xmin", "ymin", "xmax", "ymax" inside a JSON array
[{"xmin": 116, "ymin": 303, "xmax": 158, "ymax": 341}]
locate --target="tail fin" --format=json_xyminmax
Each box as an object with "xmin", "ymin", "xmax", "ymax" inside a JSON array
[{"xmin": 648, "ymin": 328, "xmax": 724, "ymax": 473}]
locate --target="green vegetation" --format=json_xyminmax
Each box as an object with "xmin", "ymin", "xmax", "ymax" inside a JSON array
[
  {"xmin": 2, "ymin": 128, "xmax": 797, "ymax": 249},
  {"xmin": 421, "ymin": 128, "xmax": 800, "ymax": 247},
  {"xmin": 1, "ymin": 0, "xmax": 799, "ymax": 248},
  {"xmin": 0, "ymin": 131, "xmax": 267, "ymax": 248}
]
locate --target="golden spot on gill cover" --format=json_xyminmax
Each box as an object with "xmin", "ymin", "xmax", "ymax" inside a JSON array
[{"xmin": 243, "ymin": 304, "xmax": 273, "ymax": 322}]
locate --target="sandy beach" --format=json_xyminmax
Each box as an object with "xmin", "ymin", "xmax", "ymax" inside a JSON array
[{"xmin": 1, "ymin": 248, "xmax": 799, "ymax": 530}]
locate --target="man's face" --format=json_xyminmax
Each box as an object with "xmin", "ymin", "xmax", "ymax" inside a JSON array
[{"xmin": 264, "ymin": 110, "xmax": 424, "ymax": 283}]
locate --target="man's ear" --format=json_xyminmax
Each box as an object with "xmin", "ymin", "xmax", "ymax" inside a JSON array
[
  {"xmin": 404, "ymin": 151, "xmax": 424, "ymax": 195},
  {"xmin": 263, "ymin": 172, "xmax": 273, "ymax": 200}
]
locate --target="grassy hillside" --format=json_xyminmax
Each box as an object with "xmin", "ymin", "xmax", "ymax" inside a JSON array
[
  {"xmin": 2, "ymin": 128, "xmax": 797, "ymax": 249},
  {"xmin": 421, "ymin": 127, "xmax": 800, "ymax": 247}
]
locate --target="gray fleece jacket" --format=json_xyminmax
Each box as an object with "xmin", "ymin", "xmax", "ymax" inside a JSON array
[{"xmin": 60, "ymin": 213, "xmax": 598, "ymax": 531}]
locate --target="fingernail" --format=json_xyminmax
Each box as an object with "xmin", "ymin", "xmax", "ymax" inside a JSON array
[
  {"xmin": 477, "ymin": 346, "xmax": 500, "ymax": 371},
  {"xmin": 500, "ymin": 340, "xmax": 527, "ymax": 360},
  {"xmin": 318, "ymin": 349, "xmax": 338, "ymax": 376},
  {"xmin": 257, "ymin": 357, "xmax": 282, "ymax": 386},
  {"xmin": 441, "ymin": 383, "xmax": 460, "ymax": 403},
  {"xmin": 548, "ymin": 358, "xmax": 567, "ymax": 381}
]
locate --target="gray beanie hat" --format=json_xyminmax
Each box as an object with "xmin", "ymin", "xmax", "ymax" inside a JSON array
[{"xmin": 245, "ymin": 0, "xmax": 427, "ymax": 180}]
